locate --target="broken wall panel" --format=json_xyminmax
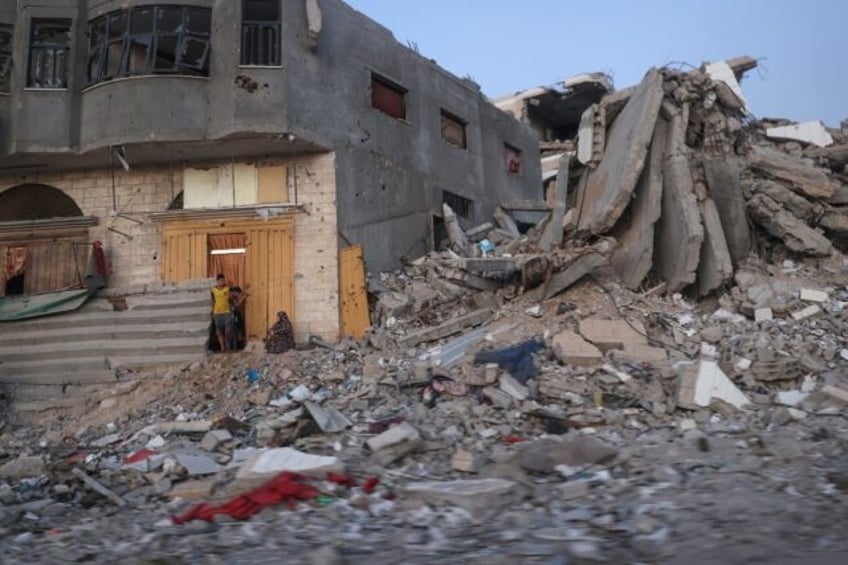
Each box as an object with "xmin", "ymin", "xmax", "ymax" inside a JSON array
[
  {"xmin": 609, "ymin": 115, "xmax": 667, "ymax": 290},
  {"xmin": 749, "ymin": 146, "xmax": 836, "ymax": 199},
  {"xmin": 702, "ymin": 158, "xmax": 752, "ymax": 266},
  {"xmin": 747, "ymin": 193, "xmax": 833, "ymax": 256},
  {"xmin": 577, "ymin": 69, "xmax": 664, "ymax": 235},
  {"xmin": 696, "ymin": 198, "xmax": 734, "ymax": 296}
]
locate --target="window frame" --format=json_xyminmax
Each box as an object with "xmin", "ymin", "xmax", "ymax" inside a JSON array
[
  {"xmin": 27, "ymin": 19, "xmax": 72, "ymax": 89},
  {"xmin": 503, "ymin": 142, "xmax": 523, "ymax": 175},
  {"xmin": 370, "ymin": 72, "xmax": 407, "ymax": 121},
  {"xmin": 0, "ymin": 23, "xmax": 12, "ymax": 93},
  {"xmin": 441, "ymin": 190, "xmax": 473, "ymax": 219},
  {"xmin": 240, "ymin": 0, "xmax": 282, "ymax": 67},
  {"xmin": 86, "ymin": 5, "xmax": 212, "ymax": 87},
  {"xmin": 439, "ymin": 109, "xmax": 468, "ymax": 149}
]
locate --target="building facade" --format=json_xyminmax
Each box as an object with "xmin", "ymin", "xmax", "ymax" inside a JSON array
[{"xmin": 0, "ymin": 0, "xmax": 540, "ymax": 343}]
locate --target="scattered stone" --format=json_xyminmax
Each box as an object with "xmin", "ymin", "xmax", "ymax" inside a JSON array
[
  {"xmin": 0, "ymin": 455, "xmax": 45, "ymax": 479},
  {"xmin": 169, "ymin": 479, "xmax": 216, "ymax": 501},
  {"xmin": 451, "ymin": 449, "xmax": 480, "ymax": 473},
  {"xmin": 400, "ymin": 478, "xmax": 520, "ymax": 517},
  {"xmin": 792, "ymin": 305, "xmax": 822, "ymax": 321},
  {"xmin": 499, "ymin": 374, "xmax": 530, "ymax": 401},
  {"xmin": 800, "ymin": 289, "xmax": 828, "ymax": 302},
  {"xmin": 754, "ymin": 308, "xmax": 773, "ymax": 322},
  {"xmin": 552, "ymin": 330, "xmax": 603, "ymax": 366},
  {"xmin": 200, "ymin": 429, "xmax": 233, "ymax": 452},
  {"xmin": 515, "ymin": 437, "xmax": 617, "ymax": 473}
]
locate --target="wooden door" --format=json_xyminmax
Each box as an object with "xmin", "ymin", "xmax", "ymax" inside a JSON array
[{"xmin": 339, "ymin": 244, "xmax": 369, "ymax": 340}]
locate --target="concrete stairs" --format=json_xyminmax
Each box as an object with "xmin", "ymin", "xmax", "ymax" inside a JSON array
[{"xmin": 0, "ymin": 290, "xmax": 211, "ymax": 418}]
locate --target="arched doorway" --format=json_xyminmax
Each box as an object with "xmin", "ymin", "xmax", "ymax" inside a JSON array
[{"xmin": 0, "ymin": 184, "xmax": 93, "ymax": 298}]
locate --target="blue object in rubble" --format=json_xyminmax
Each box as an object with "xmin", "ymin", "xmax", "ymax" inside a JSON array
[
  {"xmin": 247, "ymin": 368, "xmax": 260, "ymax": 384},
  {"xmin": 473, "ymin": 339, "xmax": 545, "ymax": 384}
]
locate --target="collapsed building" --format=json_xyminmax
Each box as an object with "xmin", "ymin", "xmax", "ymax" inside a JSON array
[{"xmin": 0, "ymin": 0, "xmax": 541, "ymax": 389}]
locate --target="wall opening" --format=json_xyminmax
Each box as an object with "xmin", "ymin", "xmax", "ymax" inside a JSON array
[
  {"xmin": 440, "ymin": 109, "xmax": 467, "ymax": 148},
  {"xmin": 241, "ymin": 0, "xmax": 281, "ymax": 66},
  {"xmin": 503, "ymin": 142, "xmax": 523, "ymax": 174},
  {"xmin": 0, "ymin": 184, "xmax": 83, "ymax": 221},
  {"xmin": 442, "ymin": 190, "xmax": 472, "ymax": 219},
  {"xmin": 28, "ymin": 19, "xmax": 72, "ymax": 88},
  {"xmin": 371, "ymin": 73, "xmax": 406, "ymax": 120}
]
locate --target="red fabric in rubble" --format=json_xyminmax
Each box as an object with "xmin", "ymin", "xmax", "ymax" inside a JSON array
[{"xmin": 171, "ymin": 472, "xmax": 320, "ymax": 524}]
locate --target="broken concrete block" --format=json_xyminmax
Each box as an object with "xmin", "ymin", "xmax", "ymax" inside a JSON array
[
  {"xmin": 792, "ymin": 305, "xmax": 821, "ymax": 321},
  {"xmin": 776, "ymin": 390, "xmax": 809, "ymax": 407},
  {"xmin": 748, "ymin": 146, "xmax": 836, "ymax": 199},
  {"xmin": 377, "ymin": 292, "xmax": 411, "ymax": 322},
  {"xmin": 704, "ymin": 60, "xmax": 750, "ymax": 114},
  {"xmin": 822, "ymin": 385, "xmax": 848, "ymax": 405},
  {"xmin": 482, "ymin": 386, "xmax": 514, "ymax": 409},
  {"xmin": 515, "ymin": 437, "xmax": 618, "ymax": 473},
  {"xmin": 499, "ymin": 373, "xmax": 530, "ymax": 401},
  {"xmin": 0, "ymin": 455, "xmax": 45, "ymax": 479},
  {"xmin": 702, "ymin": 158, "xmax": 752, "ymax": 267},
  {"xmin": 578, "ymin": 68, "xmax": 664, "ymax": 235},
  {"xmin": 399, "ymin": 308, "xmax": 492, "ymax": 347},
  {"xmin": 155, "ymin": 420, "xmax": 212, "ymax": 435},
  {"xmin": 611, "ymin": 343, "xmax": 668, "ymax": 363},
  {"xmin": 800, "ymin": 289, "xmax": 828, "ymax": 302},
  {"xmin": 236, "ymin": 448, "xmax": 342, "ymax": 483},
  {"xmin": 766, "ymin": 121, "xmax": 834, "ymax": 148},
  {"xmin": 534, "ymin": 251, "xmax": 607, "ymax": 301},
  {"xmin": 552, "ymin": 330, "xmax": 603, "ymax": 366},
  {"xmin": 653, "ymin": 152, "xmax": 704, "ymax": 292},
  {"xmin": 747, "ymin": 194, "xmax": 833, "ymax": 256},
  {"xmin": 168, "ymin": 479, "xmax": 216, "ymax": 501},
  {"xmin": 677, "ymin": 360, "xmax": 750, "ymax": 410},
  {"xmin": 754, "ymin": 308, "xmax": 773, "ymax": 322},
  {"xmin": 366, "ymin": 422, "xmax": 420, "ymax": 452},
  {"xmin": 173, "ymin": 451, "xmax": 222, "ymax": 477},
  {"xmin": 200, "ymin": 429, "xmax": 233, "ymax": 452},
  {"xmin": 451, "ymin": 449, "xmax": 480, "ymax": 473},
  {"xmin": 610, "ymin": 115, "xmax": 666, "ymax": 289},
  {"xmin": 443, "ymin": 203, "xmax": 471, "ymax": 256},
  {"xmin": 493, "ymin": 206, "xmax": 520, "ymax": 238},
  {"xmin": 578, "ymin": 318, "xmax": 648, "ymax": 352},
  {"xmin": 697, "ymin": 198, "xmax": 734, "ymax": 296},
  {"xmin": 400, "ymin": 478, "xmax": 520, "ymax": 517},
  {"xmin": 303, "ymin": 401, "xmax": 352, "ymax": 433}
]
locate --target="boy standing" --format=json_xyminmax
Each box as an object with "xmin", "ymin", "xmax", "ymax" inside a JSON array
[{"xmin": 211, "ymin": 274, "xmax": 232, "ymax": 352}]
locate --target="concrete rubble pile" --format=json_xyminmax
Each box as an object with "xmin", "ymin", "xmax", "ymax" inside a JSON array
[{"xmin": 1, "ymin": 61, "xmax": 848, "ymax": 564}]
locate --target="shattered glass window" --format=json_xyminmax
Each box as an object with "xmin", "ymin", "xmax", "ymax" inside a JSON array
[
  {"xmin": 86, "ymin": 5, "xmax": 211, "ymax": 85},
  {"xmin": 28, "ymin": 20, "xmax": 71, "ymax": 88},
  {"xmin": 0, "ymin": 24, "xmax": 12, "ymax": 93}
]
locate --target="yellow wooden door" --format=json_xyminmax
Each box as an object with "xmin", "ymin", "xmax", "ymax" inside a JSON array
[{"xmin": 339, "ymin": 244, "xmax": 369, "ymax": 340}]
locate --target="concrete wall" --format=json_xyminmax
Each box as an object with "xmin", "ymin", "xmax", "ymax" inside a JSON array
[
  {"xmin": 0, "ymin": 0, "xmax": 541, "ymax": 273},
  {"xmin": 0, "ymin": 151, "xmax": 340, "ymax": 342}
]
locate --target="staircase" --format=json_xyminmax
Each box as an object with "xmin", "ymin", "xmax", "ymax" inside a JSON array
[{"xmin": 0, "ymin": 289, "xmax": 211, "ymax": 418}]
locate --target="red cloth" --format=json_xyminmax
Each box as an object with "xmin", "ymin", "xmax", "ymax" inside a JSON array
[
  {"xmin": 171, "ymin": 471, "xmax": 383, "ymax": 525},
  {"xmin": 172, "ymin": 472, "xmax": 319, "ymax": 524}
]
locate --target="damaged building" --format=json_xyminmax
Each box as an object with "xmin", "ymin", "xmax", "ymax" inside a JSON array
[{"xmin": 0, "ymin": 0, "xmax": 541, "ymax": 384}]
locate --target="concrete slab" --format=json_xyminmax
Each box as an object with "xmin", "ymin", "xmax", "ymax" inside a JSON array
[
  {"xmin": 704, "ymin": 61, "xmax": 750, "ymax": 114},
  {"xmin": 400, "ymin": 478, "xmax": 520, "ymax": 517},
  {"xmin": 533, "ymin": 251, "xmax": 607, "ymax": 301},
  {"xmin": 235, "ymin": 448, "xmax": 342, "ymax": 481},
  {"xmin": 653, "ymin": 125, "xmax": 704, "ymax": 292},
  {"xmin": 552, "ymin": 330, "xmax": 603, "ymax": 366},
  {"xmin": 749, "ymin": 146, "xmax": 836, "ymax": 199},
  {"xmin": 577, "ymin": 68, "xmax": 664, "ymax": 235},
  {"xmin": 697, "ymin": 198, "xmax": 734, "ymax": 296},
  {"xmin": 399, "ymin": 308, "xmax": 493, "ymax": 347},
  {"xmin": 703, "ymin": 158, "xmax": 752, "ymax": 266},
  {"xmin": 611, "ymin": 343, "xmax": 668, "ymax": 363},
  {"xmin": 610, "ymin": 115, "xmax": 667, "ymax": 289},
  {"xmin": 677, "ymin": 359, "xmax": 750, "ymax": 410},
  {"xmin": 747, "ymin": 194, "xmax": 833, "ymax": 256},
  {"xmin": 766, "ymin": 121, "xmax": 833, "ymax": 148},
  {"xmin": 579, "ymin": 318, "xmax": 648, "ymax": 352}
]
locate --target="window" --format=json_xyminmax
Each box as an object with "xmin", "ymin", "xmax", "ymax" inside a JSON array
[
  {"xmin": 440, "ymin": 109, "xmax": 467, "ymax": 148},
  {"xmin": 0, "ymin": 24, "xmax": 11, "ymax": 93},
  {"xmin": 371, "ymin": 73, "xmax": 406, "ymax": 120},
  {"xmin": 442, "ymin": 190, "xmax": 472, "ymax": 219},
  {"xmin": 28, "ymin": 19, "xmax": 71, "ymax": 88},
  {"xmin": 504, "ymin": 143, "xmax": 522, "ymax": 174},
  {"xmin": 87, "ymin": 6, "xmax": 211, "ymax": 85},
  {"xmin": 241, "ymin": 0, "xmax": 281, "ymax": 66}
]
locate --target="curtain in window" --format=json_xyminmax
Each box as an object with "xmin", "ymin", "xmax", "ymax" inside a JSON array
[{"xmin": 207, "ymin": 233, "xmax": 247, "ymax": 290}]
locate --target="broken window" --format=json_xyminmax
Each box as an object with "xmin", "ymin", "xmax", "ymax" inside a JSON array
[
  {"xmin": 87, "ymin": 6, "xmax": 211, "ymax": 85},
  {"xmin": 442, "ymin": 190, "xmax": 472, "ymax": 219},
  {"xmin": 241, "ymin": 0, "xmax": 281, "ymax": 66},
  {"xmin": 504, "ymin": 143, "xmax": 523, "ymax": 174},
  {"xmin": 0, "ymin": 24, "xmax": 12, "ymax": 93},
  {"xmin": 28, "ymin": 19, "xmax": 71, "ymax": 88},
  {"xmin": 371, "ymin": 73, "xmax": 406, "ymax": 120},
  {"xmin": 440, "ymin": 110, "xmax": 467, "ymax": 148}
]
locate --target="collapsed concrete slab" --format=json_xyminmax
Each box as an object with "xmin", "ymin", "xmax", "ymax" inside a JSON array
[
  {"xmin": 551, "ymin": 329, "xmax": 603, "ymax": 366},
  {"xmin": 579, "ymin": 318, "xmax": 647, "ymax": 351},
  {"xmin": 703, "ymin": 61, "xmax": 750, "ymax": 114},
  {"xmin": 749, "ymin": 146, "xmax": 836, "ymax": 199},
  {"xmin": 577, "ymin": 68, "xmax": 664, "ymax": 235},
  {"xmin": 610, "ymin": 116, "xmax": 667, "ymax": 289},
  {"xmin": 747, "ymin": 194, "xmax": 833, "ymax": 256},
  {"xmin": 697, "ymin": 198, "xmax": 734, "ymax": 296},
  {"xmin": 766, "ymin": 121, "xmax": 833, "ymax": 148},
  {"xmin": 653, "ymin": 152, "xmax": 704, "ymax": 292},
  {"xmin": 702, "ymin": 158, "xmax": 752, "ymax": 266}
]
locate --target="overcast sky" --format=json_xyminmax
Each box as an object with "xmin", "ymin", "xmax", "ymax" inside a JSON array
[{"xmin": 346, "ymin": 0, "xmax": 847, "ymax": 127}]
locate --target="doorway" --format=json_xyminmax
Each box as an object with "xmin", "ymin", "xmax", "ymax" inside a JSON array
[{"xmin": 207, "ymin": 233, "xmax": 247, "ymax": 352}]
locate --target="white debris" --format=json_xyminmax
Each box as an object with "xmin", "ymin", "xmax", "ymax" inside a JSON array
[
  {"xmin": 766, "ymin": 121, "xmax": 834, "ymax": 148},
  {"xmin": 704, "ymin": 61, "xmax": 750, "ymax": 114}
]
